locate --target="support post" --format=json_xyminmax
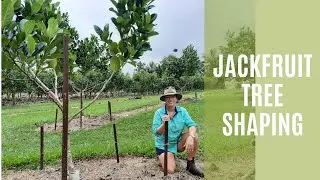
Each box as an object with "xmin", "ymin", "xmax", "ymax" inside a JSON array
[
  {"xmin": 55, "ymin": 109, "xmax": 58, "ymax": 131},
  {"xmin": 164, "ymin": 121, "xmax": 168, "ymax": 176},
  {"xmin": 40, "ymin": 126, "xmax": 44, "ymax": 170},
  {"xmin": 62, "ymin": 35, "xmax": 69, "ymax": 180},
  {"xmin": 108, "ymin": 101, "xmax": 119, "ymax": 163}
]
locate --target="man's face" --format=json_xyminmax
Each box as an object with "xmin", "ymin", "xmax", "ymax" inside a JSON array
[{"xmin": 164, "ymin": 95, "xmax": 177, "ymax": 107}]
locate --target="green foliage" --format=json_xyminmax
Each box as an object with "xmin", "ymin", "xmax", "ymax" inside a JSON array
[
  {"xmin": 2, "ymin": 0, "xmax": 17, "ymax": 28},
  {"xmin": 161, "ymin": 55, "xmax": 185, "ymax": 79},
  {"xmin": 1, "ymin": 0, "xmax": 76, "ymax": 74},
  {"xmin": 181, "ymin": 44, "xmax": 202, "ymax": 76},
  {"xmin": 2, "ymin": 67, "xmax": 27, "ymax": 100},
  {"xmin": 75, "ymin": 34, "xmax": 106, "ymax": 73},
  {"xmin": 204, "ymin": 26, "xmax": 255, "ymax": 89},
  {"xmin": 93, "ymin": 0, "xmax": 158, "ymax": 72}
]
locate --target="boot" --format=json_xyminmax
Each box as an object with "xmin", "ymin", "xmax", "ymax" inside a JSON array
[{"xmin": 186, "ymin": 158, "xmax": 204, "ymax": 177}]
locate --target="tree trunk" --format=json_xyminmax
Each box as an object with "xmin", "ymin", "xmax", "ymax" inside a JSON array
[
  {"xmin": 12, "ymin": 93, "xmax": 16, "ymax": 106},
  {"xmin": 80, "ymin": 90, "xmax": 83, "ymax": 129},
  {"xmin": 67, "ymin": 137, "xmax": 79, "ymax": 180}
]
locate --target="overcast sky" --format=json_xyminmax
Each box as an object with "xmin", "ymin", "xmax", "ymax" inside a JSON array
[{"xmin": 55, "ymin": 0, "xmax": 204, "ymax": 75}]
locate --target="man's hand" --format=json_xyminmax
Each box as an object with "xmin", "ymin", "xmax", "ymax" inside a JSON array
[{"xmin": 184, "ymin": 136, "xmax": 194, "ymax": 153}]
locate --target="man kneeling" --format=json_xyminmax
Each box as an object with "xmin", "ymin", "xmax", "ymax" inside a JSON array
[{"xmin": 152, "ymin": 87, "xmax": 204, "ymax": 177}]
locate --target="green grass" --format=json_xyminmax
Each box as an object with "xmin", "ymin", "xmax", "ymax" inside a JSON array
[
  {"xmin": 2, "ymin": 89, "xmax": 254, "ymax": 179},
  {"xmin": 1, "ymin": 92, "xmax": 203, "ymax": 169},
  {"xmin": 204, "ymin": 89, "xmax": 255, "ymax": 180}
]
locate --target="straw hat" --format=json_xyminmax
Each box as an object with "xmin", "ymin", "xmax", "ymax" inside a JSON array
[{"xmin": 160, "ymin": 86, "xmax": 182, "ymax": 101}]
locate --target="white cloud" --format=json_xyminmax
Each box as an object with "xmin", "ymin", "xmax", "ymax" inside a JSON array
[{"xmin": 56, "ymin": 0, "xmax": 204, "ymax": 74}]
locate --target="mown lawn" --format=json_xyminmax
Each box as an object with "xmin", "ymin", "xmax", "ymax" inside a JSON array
[
  {"xmin": 1, "ymin": 92, "xmax": 203, "ymax": 169},
  {"xmin": 204, "ymin": 89, "xmax": 255, "ymax": 180}
]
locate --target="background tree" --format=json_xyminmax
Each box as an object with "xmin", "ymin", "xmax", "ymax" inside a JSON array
[
  {"xmin": 204, "ymin": 26, "xmax": 255, "ymax": 89},
  {"xmin": 181, "ymin": 44, "xmax": 201, "ymax": 76}
]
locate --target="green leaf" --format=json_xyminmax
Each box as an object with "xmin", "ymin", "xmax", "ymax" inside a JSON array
[
  {"xmin": 101, "ymin": 24, "xmax": 109, "ymax": 42},
  {"xmin": 1, "ymin": 52, "xmax": 14, "ymax": 69},
  {"xmin": 146, "ymin": 5, "xmax": 155, "ymax": 10},
  {"xmin": 23, "ymin": 20, "xmax": 35, "ymax": 34},
  {"xmin": 110, "ymin": 56, "xmax": 120, "ymax": 72},
  {"xmin": 117, "ymin": 16, "xmax": 124, "ymax": 24},
  {"xmin": 128, "ymin": 46, "xmax": 137, "ymax": 57},
  {"xmin": 133, "ymin": 12, "xmax": 140, "ymax": 22},
  {"xmin": 110, "ymin": 42, "xmax": 119, "ymax": 55},
  {"xmin": 146, "ymin": 13, "xmax": 151, "ymax": 24},
  {"xmin": 111, "ymin": 17, "xmax": 118, "ymax": 27},
  {"xmin": 118, "ymin": 55, "xmax": 124, "ymax": 65},
  {"xmin": 2, "ymin": 0, "xmax": 15, "ymax": 27},
  {"xmin": 2, "ymin": 36, "xmax": 10, "ymax": 46},
  {"xmin": 151, "ymin": 13, "xmax": 157, "ymax": 23},
  {"xmin": 145, "ymin": 24, "xmax": 153, "ymax": 31},
  {"xmin": 56, "ymin": 13, "xmax": 62, "ymax": 24},
  {"xmin": 47, "ymin": 18, "xmax": 59, "ymax": 38},
  {"xmin": 101, "ymin": 32, "xmax": 109, "ymax": 42},
  {"xmin": 33, "ymin": 14, "xmax": 45, "ymax": 21},
  {"xmin": 45, "ymin": 59, "xmax": 57, "ymax": 69},
  {"xmin": 16, "ymin": 32, "xmax": 26, "ymax": 44},
  {"xmin": 110, "ymin": 0, "xmax": 117, "ymax": 7},
  {"xmin": 14, "ymin": 0, "xmax": 21, "ymax": 10},
  {"xmin": 109, "ymin": 7, "xmax": 118, "ymax": 14},
  {"xmin": 148, "ymin": 31, "xmax": 159, "ymax": 37},
  {"xmin": 9, "ymin": 40, "xmax": 18, "ymax": 49},
  {"xmin": 70, "ymin": 53, "xmax": 76, "ymax": 61},
  {"xmin": 27, "ymin": 35, "xmax": 36, "ymax": 53},
  {"xmin": 119, "ymin": 40, "xmax": 126, "ymax": 52},
  {"xmin": 46, "ymin": 33, "xmax": 63, "ymax": 52},
  {"xmin": 46, "ymin": 52, "xmax": 63, "ymax": 59},
  {"xmin": 31, "ymin": 0, "xmax": 43, "ymax": 14},
  {"xmin": 23, "ymin": 0, "xmax": 32, "ymax": 16},
  {"xmin": 37, "ymin": 21, "xmax": 47, "ymax": 34},
  {"xmin": 93, "ymin": 25, "xmax": 103, "ymax": 36}
]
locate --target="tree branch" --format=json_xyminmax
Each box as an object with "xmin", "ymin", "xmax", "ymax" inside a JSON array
[
  {"xmin": 83, "ymin": 81, "xmax": 89, "ymax": 92},
  {"xmin": 53, "ymin": 69, "xmax": 58, "ymax": 97},
  {"xmin": 68, "ymin": 72, "xmax": 115, "ymax": 122},
  {"xmin": 70, "ymin": 83, "xmax": 80, "ymax": 94},
  {"xmin": 28, "ymin": 68, "xmax": 63, "ymax": 111},
  {"xmin": 85, "ymin": 81, "xmax": 105, "ymax": 94}
]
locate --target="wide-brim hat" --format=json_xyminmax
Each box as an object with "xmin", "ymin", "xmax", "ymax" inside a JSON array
[{"xmin": 160, "ymin": 86, "xmax": 182, "ymax": 101}]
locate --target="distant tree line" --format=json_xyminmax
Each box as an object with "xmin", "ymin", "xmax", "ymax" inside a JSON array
[{"xmin": 2, "ymin": 44, "xmax": 204, "ymax": 105}]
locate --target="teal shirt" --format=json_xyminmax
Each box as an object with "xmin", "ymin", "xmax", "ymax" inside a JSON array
[{"xmin": 152, "ymin": 105, "xmax": 197, "ymax": 154}]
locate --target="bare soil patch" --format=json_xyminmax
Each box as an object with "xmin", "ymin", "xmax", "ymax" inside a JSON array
[{"xmin": 2, "ymin": 156, "xmax": 204, "ymax": 180}]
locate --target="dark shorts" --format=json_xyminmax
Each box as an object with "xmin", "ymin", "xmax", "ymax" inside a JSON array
[{"xmin": 156, "ymin": 147, "xmax": 175, "ymax": 156}]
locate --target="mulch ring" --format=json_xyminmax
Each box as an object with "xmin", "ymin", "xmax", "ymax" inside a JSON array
[{"xmin": 2, "ymin": 156, "xmax": 204, "ymax": 180}]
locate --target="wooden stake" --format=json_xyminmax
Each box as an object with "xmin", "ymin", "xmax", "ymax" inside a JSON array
[{"xmin": 62, "ymin": 35, "xmax": 69, "ymax": 180}]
